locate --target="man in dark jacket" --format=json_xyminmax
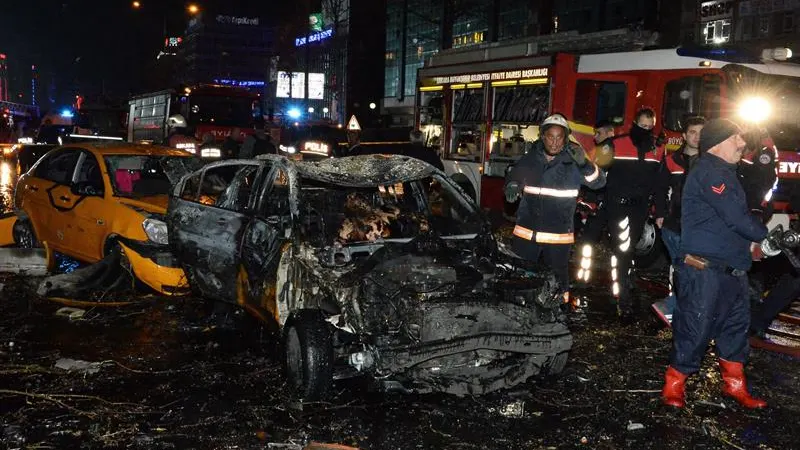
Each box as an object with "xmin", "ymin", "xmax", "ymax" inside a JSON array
[
  {"xmin": 505, "ymin": 114, "xmax": 606, "ymax": 301},
  {"xmin": 577, "ymin": 108, "xmax": 667, "ymax": 318},
  {"xmin": 651, "ymin": 116, "xmax": 706, "ymax": 325},
  {"xmin": 662, "ymin": 119, "xmax": 768, "ymax": 409}
]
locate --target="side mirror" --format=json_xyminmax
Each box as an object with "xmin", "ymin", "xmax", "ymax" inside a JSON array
[{"xmin": 71, "ymin": 181, "xmax": 104, "ymax": 197}]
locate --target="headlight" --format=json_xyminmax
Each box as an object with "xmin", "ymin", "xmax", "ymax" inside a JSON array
[
  {"xmin": 143, "ymin": 218, "xmax": 169, "ymax": 245},
  {"xmin": 200, "ymin": 147, "xmax": 221, "ymax": 158},
  {"xmin": 279, "ymin": 144, "xmax": 297, "ymax": 154},
  {"xmin": 738, "ymin": 97, "xmax": 771, "ymax": 123}
]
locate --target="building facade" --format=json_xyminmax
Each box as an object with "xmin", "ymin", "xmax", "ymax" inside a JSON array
[
  {"xmin": 695, "ymin": 0, "xmax": 799, "ymax": 48},
  {"xmin": 0, "ymin": 53, "xmax": 7, "ymax": 102},
  {"xmin": 180, "ymin": 11, "xmax": 276, "ymax": 89},
  {"xmin": 383, "ymin": 0, "xmax": 664, "ymax": 126}
]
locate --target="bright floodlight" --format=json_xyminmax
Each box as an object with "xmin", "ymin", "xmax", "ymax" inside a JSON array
[
  {"xmin": 738, "ymin": 97, "xmax": 771, "ymax": 123},
  {"xmin": 288, "ymin": 108, "xmax": 301, "ymax": 119}
]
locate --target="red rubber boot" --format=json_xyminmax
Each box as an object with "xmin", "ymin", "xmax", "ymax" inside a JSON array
[
  {"xmin": 719, "ymin": 359, "xmax": 767, "ymax": 409},
  {"xmin": 661, "ymin": 366, "xmax": 688, "ymax": 408}
]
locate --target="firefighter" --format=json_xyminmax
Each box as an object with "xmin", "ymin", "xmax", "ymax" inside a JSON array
[
  {"xmin": 577, "ymin": 108, "xmax": 668, "ymax": 319},
  {"xmin": 662, "ymin": 119, "xmax": 768, "ymax": 409},
  {"xmin": 505, "ymin": 114, "xmax": 606, "ymax": 301},
  {"xmin": 651, "ymin": 116, "xmax": 706, "ymax": 326}
]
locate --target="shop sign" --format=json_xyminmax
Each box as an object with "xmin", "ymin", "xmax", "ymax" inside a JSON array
[
  {"xmin": 700, "ymin": 1, "xmax": 735, "ymax": 21},
  {"xmin": 430, "ymin": 67, "xmax": 549, "ymax": 85}
]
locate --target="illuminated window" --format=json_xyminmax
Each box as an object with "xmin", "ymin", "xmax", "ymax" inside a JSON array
[
  {"xmin": 703, "ymin": 19, "xmax": 731, "ymax": 44},
  {"xmin": 385, "ymin": 52, "xmax": 395, "ymax": 60}
]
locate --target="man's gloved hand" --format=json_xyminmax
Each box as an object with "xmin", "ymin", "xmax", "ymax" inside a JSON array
[
  {"xmin": 655, "ymin": 131, "xmax": 667, "ymax": 147},
  {"xmin": 504, "ymin": 181, "xmax": 521, "ymax": 203},
  {"xmin": 566, "ymin": 144, "xmax": 587, "ymax": 167}
]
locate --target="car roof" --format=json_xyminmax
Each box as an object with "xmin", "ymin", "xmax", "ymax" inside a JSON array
[
  {"xmin": 59, "ymin": 142, "xmax": 192, "ymax": 157},
  {"xmin": 255, "ymin": 154, "xmax": 438, "ymax": 187}
]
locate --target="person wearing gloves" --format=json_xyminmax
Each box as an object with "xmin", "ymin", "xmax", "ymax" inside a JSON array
[
  {"xmin": 662, "ymin": 119, "xmax": 768, "ymax": 409},
  {"xmin": 576, "ymin": 108, "xmax": 668, "ymax": 319},
  {"xmin": 505, "ymin": 114, "xmax": 606, "ymax": 303}
]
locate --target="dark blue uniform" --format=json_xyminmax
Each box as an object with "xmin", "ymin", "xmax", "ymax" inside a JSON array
[
  {"xmin": 671, "ymin": 154, "xmax": 767, "ymax": 375},
  {"xmin": 508, "ymin": 140, "xmax": 605, "ymax": 292}
]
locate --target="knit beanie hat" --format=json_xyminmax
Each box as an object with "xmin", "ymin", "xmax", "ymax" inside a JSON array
[{"xmin": 699, "ymin": 119, "xmax": 742, "ymax": 153}]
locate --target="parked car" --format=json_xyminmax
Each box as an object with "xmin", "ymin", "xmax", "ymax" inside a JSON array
[
  {"xmin": 8, "ymin": 142, "xmax": 201, "ymax": 294},
  {"xmin": 167, "ymin": 154, "xmax": 572, "ymax": 399}
]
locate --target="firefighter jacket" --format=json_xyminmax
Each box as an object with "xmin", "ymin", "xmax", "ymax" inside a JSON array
[
  {"xmin": 680, "ymin": 154, "xmax": 768, "ymax": 271},
  {"xmin": 657, "ymin": 146, "xmax": 699, "ymax": 234},
  {"xmin": 508, "ymin": 140, "xmax": 606, "ymax": 245},
  {"xmin": 604, "ymin": 133, "xmax": 667, "ymax": 214},
  {"xmin": 738, "ymin": 142, "xmax": 778, "ymax": 211}
]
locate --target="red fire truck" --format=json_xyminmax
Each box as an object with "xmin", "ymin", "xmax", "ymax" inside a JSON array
[
  {"xmin": 416, "ymin": 42, "xmax": 800, "ymax": 217},
  {"xmin": 128, "ymin": 84, "xmax": 262, "ymax": 157}
]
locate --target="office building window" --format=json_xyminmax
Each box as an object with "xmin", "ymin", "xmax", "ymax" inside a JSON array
[
  {"xmin": 759, "ymin": 16, "xmax": 770, "ymax": 36},
  {"xmin": 703, "ymin": 19, "xmax": 731, "ymax": 44}
]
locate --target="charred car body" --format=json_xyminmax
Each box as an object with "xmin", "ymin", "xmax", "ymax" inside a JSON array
[{"xmin": 167, "ymin": 155, "xmax": 572, "ymax": 398}]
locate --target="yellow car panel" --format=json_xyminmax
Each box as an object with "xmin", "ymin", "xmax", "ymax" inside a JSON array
[
  {"xmin": 119, "ymin": 242, "xmax": 189, "ymax": 296},
  {"xmin": 0, "ymin": 213, "xmax": 16, "ymax": 247},
  {"xmin": 14, "ymin": 142, "xmax": 196, "ymax": 295}
]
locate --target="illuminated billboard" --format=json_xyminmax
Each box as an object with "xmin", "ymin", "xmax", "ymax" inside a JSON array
[{"xmin": 276, "ymin": 71, "xmax": 325, "ymax": 100}]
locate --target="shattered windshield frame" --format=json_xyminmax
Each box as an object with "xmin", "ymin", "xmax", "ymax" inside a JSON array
[{"xmin": 296, "ymin": 173, "xmax": 485, "ymax": 246}]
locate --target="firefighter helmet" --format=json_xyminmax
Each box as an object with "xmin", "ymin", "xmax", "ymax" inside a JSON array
[
  {"xmin": 593, "ymin": 138, "xmax": 615, "ymax": 169},
  {"xmin": 541, "ymin": 114, "xmax": 571, "ymax": 135}
]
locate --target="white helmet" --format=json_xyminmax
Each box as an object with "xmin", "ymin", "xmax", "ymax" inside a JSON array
[
  {"xmin": 541, "ymin": 114, "xmax": 571, "ymax": 133},
  {"xmin": 167, "ymin": 114, "xmax": 187, "ymax": 129}
]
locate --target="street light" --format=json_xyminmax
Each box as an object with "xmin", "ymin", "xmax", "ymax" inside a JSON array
[
  {"xmin": 187, "ymin": 3, "xmax": 200, "ymax": 14},
  {"xmin": 323, "ymin": 107, "xmax": 329, "ymax": 114},
  {"xmin": 132, "ymin": 1, "xmax": 141, "ymax": 8},
  {"xmin": 369, "ymin": 102, "xmax": 377, "ymax": 110}
]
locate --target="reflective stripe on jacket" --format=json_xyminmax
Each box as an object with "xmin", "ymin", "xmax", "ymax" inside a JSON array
[{"xmin": 507, "ymin": 140, "xmax": 606, "ymax": 242}]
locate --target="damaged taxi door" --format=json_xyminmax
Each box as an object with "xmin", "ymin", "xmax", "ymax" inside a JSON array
[
  {"xmin": 175, "ymin": 162, "xmax": 262, "ymax": 302},
  {"xmin": 239, "ymin": 165, "xmax": 293, "ymax": 324}
]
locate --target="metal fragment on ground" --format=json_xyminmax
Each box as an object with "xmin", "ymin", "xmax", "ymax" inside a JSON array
[
  {"xmin": 54, "ymin": 358, "xmax": 104, "ymax": 374},
  {"xmin": 54, "ymin": 307, "xmax": 85, "ymax": 321}
]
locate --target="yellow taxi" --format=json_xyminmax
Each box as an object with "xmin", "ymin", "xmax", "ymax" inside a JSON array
[{"xmin": 9, "ymin": 142, "xmax": 200, "ymax": 295}]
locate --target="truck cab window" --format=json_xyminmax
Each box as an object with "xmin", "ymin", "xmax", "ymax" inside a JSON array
[
  {"xmin": 572, "ymin": 80, "xmax": 626, "ymax": 127},
  {"xmin": 662, "ymin": 76, "xmax": 721, "ymax": 132}
]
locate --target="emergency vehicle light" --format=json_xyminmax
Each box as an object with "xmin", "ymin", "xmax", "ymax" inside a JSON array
[{"xmin": 738, "ymin": 97, "xmax": 770, "ymax": 123}]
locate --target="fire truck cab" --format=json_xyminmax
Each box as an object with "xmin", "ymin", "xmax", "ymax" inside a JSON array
[{"xmin": 417, "ymin": 41, "xmax": 800, "ymax": 218}]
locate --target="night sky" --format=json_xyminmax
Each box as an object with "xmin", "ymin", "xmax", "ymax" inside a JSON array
[{"xmin": 0, "ymin": 0, "xmax": 294, "ymax": 110}]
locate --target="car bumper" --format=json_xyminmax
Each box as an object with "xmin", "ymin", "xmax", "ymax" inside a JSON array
[
  {"xmin": 119, "ymin": 241, "xmax": 190, "ymax": 296},
  {"xmin": 379, "ymin": 325, "xmax": 573, "ymax": 373}
]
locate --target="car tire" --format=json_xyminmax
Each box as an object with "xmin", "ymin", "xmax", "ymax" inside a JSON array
[
  {"xmin": 282, "ymin": 309, "xmax": 333, "ymax": 401},
  {"xmin": 13, "ymin": 219, "xmax": 39, "ymax": 248}
]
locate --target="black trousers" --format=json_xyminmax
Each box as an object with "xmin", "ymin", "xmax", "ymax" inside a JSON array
[
  {"xmin": 511, "ymin": 239, "xmax": 571, "ymax": 294},
  {"xmin": 671, "ymin": 265, "xmax": 750, "ymax": 374}
]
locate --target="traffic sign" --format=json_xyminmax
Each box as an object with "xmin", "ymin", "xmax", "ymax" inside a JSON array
[{"xmin": 347, "ymin": 115, "xmax": 361, "ymax": 131}]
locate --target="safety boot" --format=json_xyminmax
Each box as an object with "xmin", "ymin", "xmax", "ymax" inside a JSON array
[
  {"xmin": 661, "ymin": 366, "xmax": 688, "ymax": 408},
  {"xmin": 718, "ymin": 359, "xmax": 767, "ymax": 409}
]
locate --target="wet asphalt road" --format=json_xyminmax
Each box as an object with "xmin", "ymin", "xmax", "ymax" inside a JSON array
[{"xmin": 1, "ymin": 266, "xmax": 799, "ymax": 450}]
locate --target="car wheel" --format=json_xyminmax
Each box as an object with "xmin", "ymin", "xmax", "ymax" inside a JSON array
[
  {"xmin": 13, "ymin": 219, "xmax": 39, "ymax": 248},
  {"xmin": 282, "ymin": 310, "xmax": 333, "ymax": 401}
]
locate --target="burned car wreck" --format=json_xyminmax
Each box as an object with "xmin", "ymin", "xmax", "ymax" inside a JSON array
[{"xmin": 167, "ymin": 155, "xmax": 572, "ymax": 398}]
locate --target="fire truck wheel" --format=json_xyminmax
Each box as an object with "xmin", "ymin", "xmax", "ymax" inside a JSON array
[{"xmin": 634, "ymin": 221, "xmax": 667, "ymax": 270}]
